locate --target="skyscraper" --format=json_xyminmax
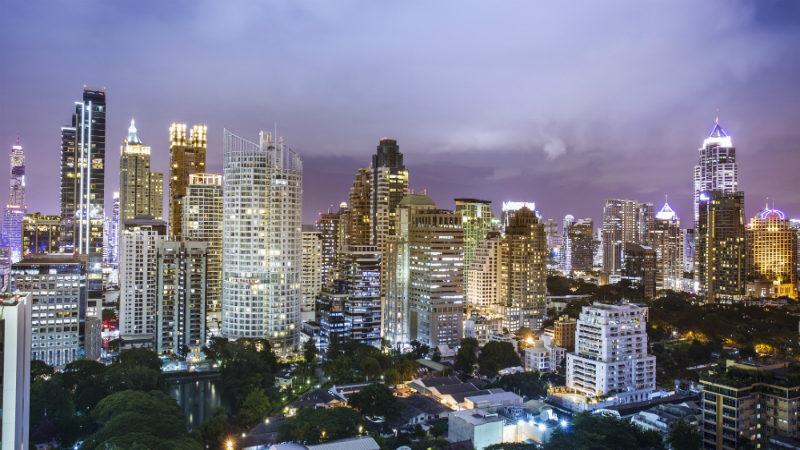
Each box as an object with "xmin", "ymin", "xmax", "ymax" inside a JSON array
[
  {"xmin": 0, "ymin": 292, "xmax": 32, "ymax": 450},
  {"xmin": 3, "ymin": 136, "xmax": 26, "ymax": 263},
  {"xmin": 455, "ymin": 199, "xmax": 494, "ymax": 301},
  {"xmin": 2, "ymin": 205, "xmax": 26, "ymax": 263},
  {"xmin": 316, "ymin": 203, "xmax": 346, "ymax": 286},
  {"xmin": 696, "ymin": 190, "xmax": 746, "ymax": 302},
  {"xmin": 181, "ymin": 173, "xmax": 223, "ymax": 326},
  {"xmin": 21, "ymin": 213, "xmax": 60, "ymax": 256},
  {"xmin": 301, "ymin": 225, "xmax": 322, "ymax": 322},
  {"xmin": 649, "ymin": 203, "xmax": 683, "ymax": 292},
  {"xmin": 221, "ymin": 130, "xmax": 302, "ymax": 356},
  {"xmin": 694, "ymin": 120, "xmax": 737, "ymax": 227},
  {"xmin": 107, "ymin": 192, "xmax": 120, "ymax": 264},
  {"xmin": 119, "ymin": 120, "xmax": 163, "ymax": 222},
  {"xmin": 346, "ymin": 167, "xmax": 372, "ymax": 247},
  {"xmin": 466, "ymin": 231, "xmax": 503, "ymax": 312},
  {"xmin": 501, "ymin": 201, "xmax": 537, "ymax": 232},
  {"xmin": 602, "ymin": 199, "xmax": 651, "ymax": 274},
  {"xmin": 169, "ymin": 124, "xmax": 206, "ymax": 238},
  {"xmin": 562, "ymin": 218, "xmax": 593, "ymax": 275},
  {"xmin": 746, "ymin": 205, "xmax": 797, "ymax": 299},
  {"xmin": 371, "ymin": 139, "xmax": 408, "ymax": 249}
]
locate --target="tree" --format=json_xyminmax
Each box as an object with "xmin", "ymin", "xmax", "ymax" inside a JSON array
[
  {"xmin": 31, "ymin": 359, "xmax": 54, "ymax": 383},
  {"xmin": 384, "ymin": 368, "xmax": 402, "ymax": 386},
  {"xmin": 667, "ymin": 418, "xmax": 702, "ymax": 450},
  {"xmin": 80, "ymin": 390, "xmax": 200, "ymax": 450},
  {"xmin": 195, "ymin": 407, "xmax": 229, "ymax": 448},
  {"xmin": 487, "ymin": 372, "xmax": 548, "ymax": 399},
  {"xmin": 431, "ymin": 346, "xmax": 442, "ymax": 362},
  {"xmin": 431, "ymin": 424, "xmax": 445, "ymax": 439},
  {"xmin": 113, "ymin": 347, "xmax": 163, "ymax": 371},
  {"xmin": 740, "ymin": 345, "xmax": 757, "ymax": 359},
  {"xmin": 394, "ymin": 358, "xmax": 420, "ymax": 381},
  {"xmin": 514, "ymin": 327, "xmax": 533, "ymax": 341},
  {"xmin": 455, "ymin": 345, "xmax": 477, "ymax": 374},
  {"xmin": 360, "ymin": 357, "xmax": 382, "ymax": 380},
  {"xmin": 278, "ymin": 405, "xmax": 366, "ymax": 445},
  {"xmin": 413, "ymin": 424, "xmax": 425, "ymax": 439},
  {"xmin": 347, "ymin": 382, "xmax": 404, "ymax": 420},
  {"xmin": 62, "ymin": 359, "xmax": 107, "ymax": 390},
  {"xmin": 478, "ymin": 341, "xmax": 521, "ymax": 372},
  {"xmin": 219, "ymin": 338, "xmax": 278, "ymax": 402},
  {"xmin": 303, "ymin": 337, "xmax": 318, "ymax": 364},
  {"xmin": 242, "ymin": 387, "xmax": 272, "ymax": 421},
  {"xmin": 104, "ymin": 364, "xmax": 166, "ymax": 394},
  {"xmin": 108, "ymin": 338, "xmax": 122, "ymax": 352},
  {"xmin": 30, "ymin": 375, "xmax": 74, "ymax": 424},
  {"xmin": 544, "ymin": 411, "xmax": 663, "ymax": 450},
  {"xmin": 202, "ymin": 336, "xmax": 230, "ymax": 363}
]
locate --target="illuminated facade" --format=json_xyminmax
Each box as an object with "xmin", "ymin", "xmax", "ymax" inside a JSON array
[
  {"xmin": 695, "ymin": 190, "xmax": 746, "ymax": 302},
  {"xmin": 746, "ymin": 206, "xmax": 797, "ymax": 298},
  {"xmin": 649, "ymin": 203, "xmax": 684, "ymax": 292},
  {"xmin": 499, "ymin": 207, "xmax": 547, "ymax": 331},
  {"xmin": 316, "ymin": 203, "xmax": 346, "ymax": 286},
  {"xmin": 602, "ymin": 199, "xmax": 651, "ymax": 274},
  {"xmin": 501, "ymin": 201, "xmax": 537, "ymax": 232},
  {"xmin": 221, "ymin": 130, "xmax": 302, "ymax": 356},
  {"xmin": 455, "ymin": 199, "xmax": 494, "ymax": 300},
  {"xmin": 562, "ymin": 217, "xmax": 593, "ymax": 274},
  {"xmin": 3, "ymin": 136, "xmax": 26, "ymax": 263},
  {"xmin": 466, "ymin": 231, "xmax": 503, "ymax": 312},
  {"xmin": 347, "ymin": 167, "xmax": 372, "ymax": 247},
  {"xmin": 181, "ymin": 173, "xmax": 223, "ymax": 324},
  {"xmin": 169, "ymin": 123, "xmax": 206, "ymax": 238},
  {"xmin": 2, "ymin": 205, "xmax": 26, "ymax": 263},
  {"xmin": 301, "ymin": 225, "xmax": 322, "ymax": 322},
  {"xmin": 107, "ymin": 192, "xmax": 120, "ymax": 264},
  {"xmin": 694, "ymin": 121, "xmax": 737, "ymax": 227},
  {"xmin": 119, "ymin": 120, "xmax": 163, "ymax": 222},
  {"xmin": 371, "ymin": 139, "xmax": 408, "ymax": 248},
  {"xmin": 22, "ymin": 213, "xmax": 60, "ymax": 256}
]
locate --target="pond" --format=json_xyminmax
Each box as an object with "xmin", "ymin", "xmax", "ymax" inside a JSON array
[{"xmin": 168, "ymin": 376, "xmax": 232, "ymax": 430}]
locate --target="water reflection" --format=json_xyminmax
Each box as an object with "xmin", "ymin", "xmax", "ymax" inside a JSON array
[{"xmin": 169, "ymin": 377, "xmax": 230, "ymax": 430}]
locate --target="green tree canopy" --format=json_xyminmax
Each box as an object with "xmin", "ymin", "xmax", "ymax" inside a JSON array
[
  {"xmin": 544, "ymin": 411, "xmax": 663, "ymax": 450},
  {"xmin": 113, "ymin": 348, "xmax": 163, "ymax": 371},
  {"xmin": 30, "ymin": 359, "xmax": 54, "ymax": 384},
  {"xmin": 242, "ymin": 387, "xmax": 272, "ymax": 421},
  {"xmin": 478, "ymin": 341, "xmax": 521, "ymax": 372},
  {"xmin": 666, "ymin": 418, "xmax": 702, "ymax": 450},
  {"xmin": 360, "ymin": 357, "xmax": 382, "ymax": 380},
  {"xmin": 487, "ymin": 372, "xmax": 549, "ymax": 399},
  {"xmin": 455, "ymin": 345, "xmax": 477, "ymax": 374},
  {"xmin": 303, "ymin": 337, "xmax": 318, "ymax": 363},
  {"xmin": 278, "ymin": 405, "xmax": 366, "ymax": 445},
  {"xmin": 347, "ymin": 382, "xmax": 404, "ymax": 420}
]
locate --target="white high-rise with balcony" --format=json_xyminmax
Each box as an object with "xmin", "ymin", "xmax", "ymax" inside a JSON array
[
  {"xmin": 566, "ymin": 302, "xmax": 656, "ymax": 404},
  {"xmin": 221, "ymin": 130, "xmax": 302, "ymax": 356}
]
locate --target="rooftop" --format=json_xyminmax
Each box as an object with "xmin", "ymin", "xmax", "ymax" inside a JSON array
[
  {"xmin": 399, "ymin": 394, "xmax": 451, "ymax": 417},
  {"xmin": 306, "ymin": 436, "xmax": 380, "ymax": 450},
  {"xmin": 450, "ymin": 408, "xmax": 504, "ymax": 425},
  {"xmin": 399, "ymin": 193, "xmax": 436, "ymax": 206}
]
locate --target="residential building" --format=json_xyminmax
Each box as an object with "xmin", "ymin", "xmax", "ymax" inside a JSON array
[
  {"xmin": 408, "ymin": 208, "xmax": 464, "ymax": 347},
  {"xmin": 371, "ymin": 138, "xmax": 408, "ymax": 250},
  {"xmin": 0, "ymin": 292, "xmax": 31, "ymax": 450},
  {"xmin": 181, "ymin": 173, "xmax": 223, "ymax": 324},
  {"xmin": 499, "ymin": 206, "xmax": 547, "ymax": 331},
  {"xmin": 455, "ymin": 199, "xmax": 494, "ymax": 300},
  {"xmin": 346, "ymin": 167, "xmax": 372, "ymax": 247},
  {"xmin": 22, "ymin": 213, "xmax": 59, "ymax": 257},
  {"xmin": 501, "ymin": 201, "xmax": 537, "ymax": 232},
  {"xmin": 746, "ymin": 205, "xmax": 797, "ymax": 299},
  {"xmin": 524, "ymin": 335, "xmax": 566, "ymax": 373},
  {"xmin": 107, "ymin": 192, "xmax": 120, "ymax": 264},
  {"xmin": 622, "ymin": 243, "xmax": 656, "ymax": 298},
  {"xmin": 398, "ymin": 393, "xmax": 451, "ymax": 425},
  {"xmin": 696, "ymin": 190, "xmax": 747, "ymax": 302},
  {"xmin": 552, "ymin": 315, "xmax": 577, "ymax": 350},
  {"xmin": 463, "ymin": 391, "xmax": 524, "ymax": 413},
  {"xmin": 464, "ymin": 315, "xmax": 503, "ymax": 346},
  {"xmin": 119, "ymin": 120, "xmax": 163, "ymax": 222},
  {"xmin": 649, "ymin": 202, "xmax": 684, "ymax": 292},
  {"xmin": 301, "ymin": 225, "xmax": 323, "ymax": 322},
  {"xmin": 119, "ymin": 215, "xmax": 168, "ymax": 347},
  {"xmin": 466, "ymin": 231, "xmax": 503, "ymax": 313},
  {"xmin": 169, "ymin": 123, "xmax": 206, "ymax": 238},
  {"xmin": 11, "ymin": 254, "xmax": 101, "ymax": 366},
  {"xmin": 316, "ymin": 203, "xmax": 346, "ymax": 286},
  {"xmin": 683, "ymin": 228, "xmax": 695, "ymax": 274},
  {"xmin": 603, "ymin": 199, "xmax": 651, "ymax": 274},
  {"xmin": 221, "ymin": 130, "xmax": 302, "ymax": 356},
  {"xmin": 566, "ymin": 302, "xmax": 656, "ymax": 403},
  {"xmin": 637, "ymin": 203, "xmax": 655, "ymax": 245},
  {"xmin": 0, "ymin": 242, "xmax": 10, "ymax": 290},
  {"xmin": 155, "ymin": 240, "xmax": 207, "ymax": 360},
  {"xmin": 630, "ymin": 402, "xmax": 701, "ymax": 444},
  {"xmin": 562, "ymin": 218, "xmax": 593, "ymax": 274},
  {"xmin": 694, "ymin": 120, "xmax": 737, "ymax": 227}
]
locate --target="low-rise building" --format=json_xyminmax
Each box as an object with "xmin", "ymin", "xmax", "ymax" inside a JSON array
[
  {"xmin": 286, "ymin": 388, "xmax": 341, "ymax": 417},
  {"xmin": 524, "ymin": 335, "xmax": 566, "ymax": 373},
  {"xmin": 397, "ymin": 393, "xmax": 451, "ymax": 425},
  {"xmin": 463, "ymin": 391, "xmax": 524, "ymax": 413},
  {"xmin": 448, "ymin": 409, "xmax": 505, "ymax": 450},
  {"xmin": 464, "ymin": 316, "xmax": 503, "ymax": 346},
  {"xmin": 552, "ymin": 315, "xmax": 577, "ymax": 350}
]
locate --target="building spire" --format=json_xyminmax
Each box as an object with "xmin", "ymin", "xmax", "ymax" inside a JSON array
[{"xmin": 126, "ymin": 119, "xmax": 142, "ymax": 145}]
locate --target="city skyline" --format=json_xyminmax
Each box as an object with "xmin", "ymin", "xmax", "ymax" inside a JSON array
[{"xmin": 1, "ymin": 1, "xmax": 799, "ymax": 228}]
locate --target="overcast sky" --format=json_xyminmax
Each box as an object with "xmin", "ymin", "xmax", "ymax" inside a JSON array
[{"xmin": 1, "ymin": 0, "xmax": 798, "ymax": 230}]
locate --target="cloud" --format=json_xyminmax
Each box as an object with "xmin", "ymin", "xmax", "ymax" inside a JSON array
[{"xmin": 543, "ymin": 136, "xmax": 566, "ymax": 159}]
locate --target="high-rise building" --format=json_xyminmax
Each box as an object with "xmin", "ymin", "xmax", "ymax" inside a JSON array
[
  {"xmin": 2, "ymin": 205, "xmax": 26, "ymax": 263},
  {"xmin": 694, "ymin": 120, "xmax": 737, "ymax": 227},
  {"xmin": 119, "ymin": 120, "xmax": 163, "ymax": 222},
  {"xmin": 543, "ymin": 219, "xmax": 558, "ymax": 238},
  {"xmin": 566, "ymin": 303, "xmax": 656, "ymax": 403},
  {"xmin": 371, "ymin": 139, "xmax": 408, "ymax": 249},
  {"xmin": 695, "ymin": 190, "xmax": 746, "ymax": 302},
  {"xmin": 791, "ymin": 220, "xmax": 800, "ymax": 287},
  {"xmin": 8, "ymin": 136, "xmax": 25, "ymax": 207},
  {"xmin": 621, "ymin": 242, "xmax": 656, "ymax": 298},
  {"xmin": 0, "ymin": 240, "xmax": 11, "ymax": 290},
  {"xmin": 301, "ymin": 225, "xmax": 323, "ymax": 322},
  {"xmin": 682, "ymin": 228, "xmax": 695, "ymax": 274},
  {"xmin": 221, "ymin": 130, "xmax": 302, "ymax": 356},
  {"xmin": 11, "ymin": 254, "xmax": 101, "ymax": 366},
  {"xmin": 466, "ymin": 231, "xmax": 503, "ymax": 313},
  {"xmin": 408, "ymin": 209, "xmax": 464, "ymax": 347},
  {"xmin": 501, "ymin": 201, "xmax": 537, "ymax": 232},
  {"xmin": 455, "ymin": 199, "xmax": 494, "ymax": 301},
  {"xmin": 602, "ymin": 199, "xmax": 652, "ymax": 274},
  {"xmin": 106, "ymin": 192, "xmax": 120, "ymax": 264},
  {"xmin": 593, "ymin": 228, "xmax": 603, "ymax": 270},
  {"xmin": 499, "ymin": 206, "xmax": 546, "ymax": 331},
  {"xmin": 181, "ymin": 173, "xmax": 223, "ymax": 326},
  {"xmin": 3, "ymin": 136, "xmax": 27, "ymax": 266},
  {"xmin": 746, "ymin": 205, "xmax": 797, "ymax": 299},
  {"xmin": 0, "ymin": 292, "xmax": 32, "ymax": 450},
  {"xmin": 119, "ymin": 216, "xmax": 168, "ymax": 347},
  {"xmin": 316, "ymin": 203, "xmax": 346, "ymax": 286},
  {"xmin": 649, "ymin": 203, "xmax": 683, "ymax": 292},
  {"xmin": 155, "ymin": 240, "xmax": 207, "ymax": 359},
  {"xmin": 22, "ymin": 213, "xmax": 60, "ymax": 257},
  {"xmin": 169, "ymin": 124, "xmax": 206, "ymax": 238},
  {"xmin": 562, "ymin": 218, "xmax": 593, "ymax": 275},
  {"xmin": 346, "ymin": 167, "xmax": 372, "ymax": 247},
  {"xmin": 383, "ymin": 194, "xmax": 437, "ymax": 346}
]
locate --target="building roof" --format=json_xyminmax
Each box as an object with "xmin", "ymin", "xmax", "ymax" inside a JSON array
[
  {"xmin": 239, "ymin": 419, "xmax": 287, "ymax": 449},
  {"xmin": 709, "ymin": 121, "xmax": 729, "ymax": 138},
  {"xmin": 464, "ymin": 391, "xmax": 523, "ymax": 406},
  {"xmin": 400, "ymin": 393, "xmax": 451, "ymax": 416},
  {"xmin": 656, "ymin": 202, "xmax": 677, "ymax": 221},
  {"xmin": 450, "ymin": 408, "xmax": 504, "ymax": 425},
  {"xmin": 290, "ymin": 388, "xmax": 338, "ymax": 408},
  {"xmin": 598, "ymin": 394, "xmax": 700, "ymax": 418},
  {"xmin": 306, "ymin": 436, "xmax": 380, "ymax": 450},
  {"xmin": 399, "ymin": 193, "xmax": 435, "ymax": 206},
  {"xmin": 418, "ymin": 376, "xmax": 463, "ymax": 389},
  {"xmin": 16, "ymin": 253, "xmax": 87, "ymax": 265},
  {"xmin": 126, "ymin": 119, "xmax": 143, "ymax": 145},
  {"xmin": 302, "ymin": 224, "xmax": 319, "ymax": 233}
]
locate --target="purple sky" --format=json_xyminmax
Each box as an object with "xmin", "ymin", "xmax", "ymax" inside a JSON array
[{"xmin": 1, "ymin": 1, "xmax": 799, "ymax": 230}]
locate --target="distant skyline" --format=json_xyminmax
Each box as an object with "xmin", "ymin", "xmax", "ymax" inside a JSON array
[{"xmin": 1, "ymin": 1, "xmax": 799, "ymax": 228}]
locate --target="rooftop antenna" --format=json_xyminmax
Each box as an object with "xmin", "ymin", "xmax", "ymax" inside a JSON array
[{"xmin": 16, "ymin": 131, "xmax": 20, "ymax": 146}]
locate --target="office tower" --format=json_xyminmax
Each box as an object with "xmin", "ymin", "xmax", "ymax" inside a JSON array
[
  {"xmin": 636, "ymin": 202, "xmax": 655, "ymax": 245},
  {"xmin": 181, "ymin": 173, "xmax": 223, "ymax": 325},
  {"xmin": 8, "ymin": 136, "xmax": 25, "ymax": 206},
  {"xmin": 593, "ymin": 228, "xmax": 603, "ymax": 269},
  {"xmin": 694, "ymin": 120, "xmax": 737, "ymax": 227},
  {"xmin": 2, "ymin": 205, "xmax": 26, "ymax": 263},
  {"xmin": 466, "ymin": 231, "xmax": 503, "ymax": 313},
  {"xmin": 746, "ymin": 205, "xmax": 797, "ymax": 298},
  {"xmin": 383, "ymin": 194, "xmax": 436, "ymax": 346},
  {"xmin": 566, "ymin": 303, "xmax": 656, "ymax": 403},
  {"xmin": 0, "ymin": 241, "xmax": 11, "ymax": 290},
  {"xmin": 301, "ymin": 225, "xmax": 322, "ymax": 322},
  {"xmin": 169, "ymin": 124, "xmax": 207, "ymax": 238},
  {"xmin": 602, "ymin": 199, "xmax": 651, "ymax": 274},
  {"xmin": 371, "ymin": 139, "xmax": 408, "ymax": 248},
  {"xmin": 621, "ymin": 243, "xmax": 656, "ymax": 298},
  {"xmin": 119, "ymin": 216, "xmax": 168, "ymax": 347},
  {"xmin": 792, "ymin": 220, "xmax": 800, "ymax": 287},
  {"xmin": 455, "ymin": 199, "xmax": 494, "ymax": 301},
  {"xmin": 562, "ymin": 218, "xmax": 593, "ymax": 274},
  {"xmin": 11, "ymin": 254, "xmax": 101, "ymax": 365},
  {"xmin": 408, "ymin": 209, "xmax": 464, "ymax": 347},
  {"xmin": 500, "ymin": 201, "xmax": 536, "ymax": 232},
  {"xmin": 543, "ymin": 219, "xmax": 558, "ymax": 238},
  {"xmin": 497, "ymin": 207, "xmax": 546, "ymax": 331},
  {"xmin": 119, "ymin": 120, "xmax": 163, "ymax": 222},
  {"xmin": 155, "ymin": 240, "xmax": 207, "ymax": 359},
  {"xmin": 221, "ymin": 130, "xmax": 302, "ymax": 356},
  {"xmin": 1, "ymin": 292, "xmax": 31, "ymax": 450},
  {"xmin": 316, "ymin": 203, "xmax": 346, "ymax": 286},
  {"xmin": 696, "ymin": 190, "xmax": 746, "ymax": 302},
  {"xmin": 22, "ymin": 213, "xmax": 60, "ymax": 256},
  {"xmin": 562, "ymin": 215, "xmax": 574, "ymax": 237},
  {"xmin": 682, "ymin": 229, "xmax": 695, "ymax": 274},
  {"xmin": 346, "ymin": 166, "xmax": 372, "ymax": 248},
  {"xmin": 648, "ymin": 203, "xmax": 683, "ymax": 292}
]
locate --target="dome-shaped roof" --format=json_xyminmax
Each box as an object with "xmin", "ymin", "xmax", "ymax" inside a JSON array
[{"xmin": 399, "ymin": 193, "xmax": 436, "ymax": 206}]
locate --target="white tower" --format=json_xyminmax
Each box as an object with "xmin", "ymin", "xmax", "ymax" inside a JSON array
[{"xmin": 694, "ymin": 120, "xmax": 737, "ymax": 227}]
